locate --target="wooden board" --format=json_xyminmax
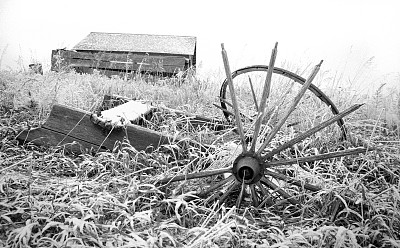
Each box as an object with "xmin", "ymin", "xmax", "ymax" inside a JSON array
[
  {"xmin": 16, "ymin": 104, "xmax": 175, "ymax": 154},
  {"xmin": 67, "ymin": 50, "xmax": 187, "ymax": 65},
  {"xmin": 16, "ymin": 95, "xmax": 226, "ymax": 154},
  {"xmin": 69, "ymin": 61, "xmax": 184, "ymax": 73},
  {"xmin": 51, "ymin": 49, "xmax": 187, "ymax": 74}
]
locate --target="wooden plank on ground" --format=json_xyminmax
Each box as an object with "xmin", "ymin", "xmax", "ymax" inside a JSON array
[
  {"xmin": 16, "ymin": 104, "xmax": 175, "ymax": 153},
  {"xmin": 16, "ymin": 127, "xmax": 105, "ymax": 154}
]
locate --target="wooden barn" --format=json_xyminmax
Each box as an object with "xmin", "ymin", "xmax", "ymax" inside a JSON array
[{"xmin": 51, "ymin": 32, "xmax": 197, "ymax": 77}]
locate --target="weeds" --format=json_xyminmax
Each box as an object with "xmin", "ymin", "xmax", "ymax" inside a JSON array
[{"xmin": 0, "ymin": 68, "xmax": 399, "ymax": 247}]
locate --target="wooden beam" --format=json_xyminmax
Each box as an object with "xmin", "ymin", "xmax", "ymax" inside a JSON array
[
  {"xmin": 59, "ymin": 50, "xmax": 187, "ymax": 64},
  {"xmin": 69, "ymin": 59, "xmax": 184, "ymax": 73},
  {"xmin": 55, "ymin": 50, "xmax": 186, "ymax": 65},
  {"xmin": 16, "ymin": 127, "xmax": 105, "ymax": 154},
  {"xmin": 16, "ymin": 104, "xmax": 175, "ymax": 153},
  {"xmin": 51, "ymin": 49, "xmax": 188, "ymax": 74}
]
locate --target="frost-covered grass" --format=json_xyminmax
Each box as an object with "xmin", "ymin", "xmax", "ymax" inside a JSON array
[{"xmin": 0, "ymin": 69, "xmax": 399, "ymax": 247}]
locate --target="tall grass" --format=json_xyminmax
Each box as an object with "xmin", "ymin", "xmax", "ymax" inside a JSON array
[{"xmin": 0, "ymin": 67, "xmax": 399, "ymax": 247}]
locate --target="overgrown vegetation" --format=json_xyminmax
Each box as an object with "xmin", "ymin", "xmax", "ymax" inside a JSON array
[{"xmin": 0, "ymin": 68, "xmax": 399, "ymax": 247}]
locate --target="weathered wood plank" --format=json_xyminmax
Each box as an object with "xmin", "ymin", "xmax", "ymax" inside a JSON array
[
  {"xmin": 16, "ymin": 127, "xmax": 105, "ymax": 154},
  {"xmin": 56, "ymin": 50, "xmax": 186, "ymax": 66},
  {"xmin": 16, "ymin": 104, "xmax": 175, "ymax": 153},
  {"xmin": 51, "ymin": 49, "xmax": 187, "ymax": 74},
  {"xmin": 69, "ymin": 57, "xmax": 186, "ymax": 68},
  {"xmin": 69, "ymin": 58, "xmax": 184, "ymax": 73}
]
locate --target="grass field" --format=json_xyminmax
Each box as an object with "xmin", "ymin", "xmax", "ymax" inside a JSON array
[{"xmin": 0, "ymin": 67, "xmax": 399, "ymax": 248}]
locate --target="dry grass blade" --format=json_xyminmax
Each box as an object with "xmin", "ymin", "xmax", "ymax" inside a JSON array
[
  {"xmin": 221, "ymin": 43, "xmax": 247, "ymax": 152},
  {"xmin": 257, "ymin": 60, "xmax": 323, "ymax": 155},
  {"xmin": 0, "ymin": 155, "xmax": 32, "ymax": 173},
  {"xmin": 250, "ymin": 42, "xmax": 278, "ymax": 153}
]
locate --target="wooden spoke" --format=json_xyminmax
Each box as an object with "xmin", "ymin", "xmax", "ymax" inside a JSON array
[
  {"xmin": 256, "ymin": 61, "xmax": 323, "ymax": 155},
  {"xmin": 260, "ymin": 177, "xmax": 300, "ymax": 205},
  {"xmin": 198, "ymin": 175, "xmax": 235, "ymax": 197},
  {"xmin": 247, "ymin": 76, "xmax": 259, "ymax": 112},
  {"xmin": 262, "ymin": 104, "xmax": 364, "ymax": 159},
  {"xmin": 264, "ymin": 147, "xmax": 369, "ymax": 167},
  {"xmin": 250, "ymin": 42, "xmax": 278, "ymax": 153},
  {"xmin": 219, "ymin": 180, "xmax": 240, "ymax": 206},
  {"xmin": 264, "ymin": 169, "xmax": 322, "ymax": 192},
  {"xmin": 158, "ymin": 167, "xmax": 232, "ymax": 185},
  {"xmin": 221, "ymin": 44, "xmax": 247, "ymax": 152}
]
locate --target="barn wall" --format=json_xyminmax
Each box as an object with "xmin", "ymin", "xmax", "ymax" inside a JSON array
[
  {"xmin": 75, "ymin": 50, "xmax": 196, "ymax": 71},
  {"xmin": 51, "ymin": 49, "xmax": 193, "ymax": 75}
]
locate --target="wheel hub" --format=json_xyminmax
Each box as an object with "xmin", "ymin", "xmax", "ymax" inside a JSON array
[{"xmin": 232, "ymin": 153, "xmax": 264, "ymax": 184}]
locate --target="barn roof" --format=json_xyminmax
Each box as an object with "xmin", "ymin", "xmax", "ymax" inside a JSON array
[{"xmin": 72, "ymin": 32, "xmax": 196, "ymax": 55}]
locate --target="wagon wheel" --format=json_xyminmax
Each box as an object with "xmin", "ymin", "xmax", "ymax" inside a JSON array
[{"xmin": 157, "ymin": 43, "xmax": 368, "ymax": 209}]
